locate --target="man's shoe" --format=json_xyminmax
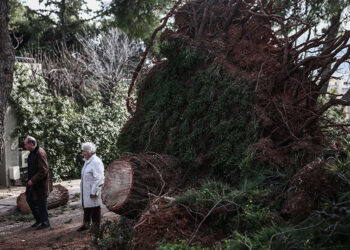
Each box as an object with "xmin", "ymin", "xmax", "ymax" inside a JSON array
[
  {"xmin": 76, "ymin": 225, "xmax": 89, "ymax": 232},
  {"xmin": 30, "ymin": 222, "xmax": 41, "ymax": 228},
  {"xmin": 36, "ymin": 223, "xmax": 50, "ymax": 230}
]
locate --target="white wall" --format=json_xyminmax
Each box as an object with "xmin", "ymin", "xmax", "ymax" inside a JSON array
[{"xmin": 0, "ymin": 105, "xmax": 19, "ymax": 187}]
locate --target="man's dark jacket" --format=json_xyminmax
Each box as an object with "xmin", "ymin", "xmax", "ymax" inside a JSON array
[{"xmin": 30, "ymin": 147, "xmax": 53, "ymax": 200}]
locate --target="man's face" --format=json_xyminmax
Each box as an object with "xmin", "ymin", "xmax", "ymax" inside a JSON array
[
  {"xmin": 82, "ymin": 149, "xmax": 93, "ymax": 160},
  {"xmin": 23, "ymin": 139, "xmax": 35, "ymax": 151}
]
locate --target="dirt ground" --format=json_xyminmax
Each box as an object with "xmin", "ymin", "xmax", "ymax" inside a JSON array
[
  {"xmin": 0, "ymin": 206, "xmax": 91, "ymax": 249},
  {"xmin": 0, "ymin": 202, "xmax": 119, "ymax": 250},
  {"xmin": 0, "ymin": 181, "xmax": 117, "ymax": 250}
]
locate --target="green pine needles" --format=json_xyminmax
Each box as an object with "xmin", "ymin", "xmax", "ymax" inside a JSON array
[{"xmin": 117, "ymin": 41, "xmax": 260, "ymax": 182}]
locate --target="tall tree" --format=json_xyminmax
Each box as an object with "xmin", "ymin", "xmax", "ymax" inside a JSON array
[
  {"xmin": 0, "ymin": 0, "xmax": 15, "ymax": 160},
  {"xmin": 102, "ymin": 0, "xmax": 172, "ymax": 39},
  {"xmin": 8, "ymin": 0, "xmax": 56, "ymax": 51},
  {"xmin": 31, "ymin": 0, "xmax": 96, "ymax": 48},
  {"xmin": 28, "ymin": 28, "xmax": 143, "ymax": 105}
]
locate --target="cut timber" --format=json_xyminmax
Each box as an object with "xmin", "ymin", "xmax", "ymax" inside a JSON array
[
  {"xmin": 102, "ymin": 153, "xmax": 183, "ymax": 219},
  {"xmin": 17, "ymin": 184, "xmax": 69, "ymax": 214},
  {"xmin": 102, "ymin": 158, "xmax": 133, "ymax": 214}
]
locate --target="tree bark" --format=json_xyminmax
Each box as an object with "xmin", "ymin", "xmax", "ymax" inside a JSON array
[
  {"xmin": 59, "ymin": 0, "xmax": 67, "ymax": 48},
  {"xmin": 16, "ymin": 184, "xmax": 70, "ymax": 213},
  {"xmin": 102, "ymin": 153, "xmax": 185, "ymax": 219},
  {"xmin": 319, "ymin": 9, "xmax": 342, "ymax": 93},
  {"xmin": 0, "ymin": 0, "xmax": 15, "ymax": 161}
]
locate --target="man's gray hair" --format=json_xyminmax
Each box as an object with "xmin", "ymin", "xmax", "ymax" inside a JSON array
[
  {"xmin": 81, "ymin": 142, "xmax": 97, "ymax": 154},
  {"xmin": 25, "ymin": 136, "xmax": 37, "ymax": 146}
]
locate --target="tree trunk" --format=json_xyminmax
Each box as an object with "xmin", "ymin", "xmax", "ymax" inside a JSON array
[
  {"xmin": 17, "ymin": 184, "xmax": 70, "ymax": 213},
  {"xmin": 0, "ymin": 0, "xmax": 15, "ymax": 161},
  {"xmin": 59, "ymin": 0, "xmax": 67, "ymax": 48},
  {"xmin": 319, "ymin": 9, "xmax": 342, "ymax": 93},
  {"xmin": 102, "ymin": 153, "xmax": 184, "ymax": 219}
]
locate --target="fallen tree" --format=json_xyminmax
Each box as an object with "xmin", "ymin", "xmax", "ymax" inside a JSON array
[
  {"xmin": 102, "ymin": 153, "xmax": 186, "ymax": 219},
  {"xmin": 17, "ymin": 184, "xmax": 69, "ymax": 214},
  {"xmin": 121, "ymin": 0, "xmax": 350, "ymax": 169},
  {"xmin": 102, "ymin": 0, "xmax": 350, "ymax": 248}
]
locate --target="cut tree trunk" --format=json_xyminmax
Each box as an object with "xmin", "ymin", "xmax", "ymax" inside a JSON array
[
  {"xmin": 17, "ymin": 184, "xmax": 69, "ymax": 214},
  {"xmin": 102, "ymin": 153, "xmax": 184, "ymax": 219}
]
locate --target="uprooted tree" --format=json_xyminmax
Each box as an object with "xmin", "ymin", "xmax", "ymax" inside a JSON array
[
  {"xmin": 123, "ymin": 0, "xmax": 350, "ymax": 168},
  {"xmin": 105, "ymin": 0, "xmax": 350, "ymax": 248}
]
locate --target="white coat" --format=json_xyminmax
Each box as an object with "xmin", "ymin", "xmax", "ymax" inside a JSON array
[{"xmin": 80, "ymin": 154, "xmax": 104, "ymax": 208}]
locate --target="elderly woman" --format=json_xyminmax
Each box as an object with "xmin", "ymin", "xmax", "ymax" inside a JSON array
[{"xmin": 77, "ymin": 142, "xmax": 105, "ymax": 232}]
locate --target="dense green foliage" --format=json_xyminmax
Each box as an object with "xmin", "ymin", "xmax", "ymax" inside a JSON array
[
  {"xmin": 174, "ymin": 180, "xmax": 275, "ymax": 233},
  {"xmin": 116, "ymin": 40, "xmax": 350, "ymax": 249},
  {"xmin": 117, "ymin": 41, "xmax": 260, "ymax": 182},
  {"xmin": 35, "ymin": 0, "xmax": 95, "ymax": 47},
  {"xmin": 103, "ymin": 0, "xmax": 171, "ymax": 39},
  {"xmin": 8, "ymin": 0, "xmax": 53, "ymax": 51},
  {"xmin": 157, "ymin": 241, "xmax": 211, "ymax": 250},
  {"xmin": 10, "ymin": 63, "xmax": 128, "ymax": 180},
  {"xmin": 160, "ymin": 163, "xmax": 350, "ymax": 249},
  {"xmin": 275, "ymin": 0, "xmax": 350, "ymax": 26},
  {"xmin": 220, "ymin": 192, "xmax": 350, "ymax": 249},
  {"xmin": 92, "ymin": 218, "xmax": 134, "ymax": 249},
  {"xmin": 9, "ymin": 0, "xmax": 98, "ymax": 51}
]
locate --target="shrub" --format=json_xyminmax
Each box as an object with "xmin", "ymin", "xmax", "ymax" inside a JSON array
[
  {"xmin": 92, "ymin": 218, "xmax": 134, "ymax": 249},
  {"xmin": 10, "ymin": 63, "xmax": 128, "ymax": 180}
]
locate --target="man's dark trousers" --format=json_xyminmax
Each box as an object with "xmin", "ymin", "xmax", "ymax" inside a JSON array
[{"xmin": 26, "ymin": 188, "xmax": 50, "ymax": 226}]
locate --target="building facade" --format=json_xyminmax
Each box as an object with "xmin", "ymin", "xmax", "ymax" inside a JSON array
[
  {"xmin": 328, "ymin": 73, "xmax": 350, "ymax": 119},
  {"xmin": 1, "ymin": 105, "xmax": 19, "ymax": 186}
]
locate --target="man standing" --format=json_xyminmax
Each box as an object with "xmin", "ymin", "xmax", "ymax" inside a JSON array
[{"xmin": 24, "ymin": 136, "xmax": 53, "ymax": 230}]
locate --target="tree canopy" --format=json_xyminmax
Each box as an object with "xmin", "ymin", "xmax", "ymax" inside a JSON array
[
  {"xmin": 100, "ymin": 0, "xmax": 173, "ymax": 39},
  {"xmin": 9, "ymin": 0, "xmax": 99, "ymax": 51}
]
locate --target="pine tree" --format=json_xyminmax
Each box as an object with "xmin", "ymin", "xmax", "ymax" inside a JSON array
[{"xmin": 102, "ymin": 0, "xmax": 172, "ymax": 39}]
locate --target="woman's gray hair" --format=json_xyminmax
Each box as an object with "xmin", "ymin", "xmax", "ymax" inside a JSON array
[{"xmin": 81, "ymin": 142, "xmax": 97, "ymax": 154}]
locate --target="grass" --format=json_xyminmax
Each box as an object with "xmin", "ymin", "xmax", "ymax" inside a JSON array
[{"xmin": 5, "ymin": 213, "xmax": 34, "ymax": 223}]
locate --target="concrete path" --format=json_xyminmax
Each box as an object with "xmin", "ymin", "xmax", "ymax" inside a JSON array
[{"xmin": 0, "ymin": 179, "xmax": 82, "ymax": 216}]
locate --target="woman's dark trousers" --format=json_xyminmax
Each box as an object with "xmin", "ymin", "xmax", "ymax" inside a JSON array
[{"xmin": 83, "ymin": 206, "xmax": 101, "ymax": 227}]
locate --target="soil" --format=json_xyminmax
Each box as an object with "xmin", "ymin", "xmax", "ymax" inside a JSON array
[
  {"xmin": 0, "ymin": 206, "xmax": 86, "ymax": 249},
  {"xmin": 0, "ymin": 203, "xmax": 106, "ymax": 250},
  {"xmin": 131, "ymin": 198, "xmax": 228, "ymax": 249},
  {"xmin": 0, "ymin": 181, "xmax": 117, "ymax": 250}
]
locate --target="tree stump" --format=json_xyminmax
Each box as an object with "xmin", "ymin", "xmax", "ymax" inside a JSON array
[
  {"xmin": 102, "ymin": 153, "xmax": 184, "ymax": 219},
  {"xmin": 17, "ymin": 184, "xmax": 69, "ymax": 213}
]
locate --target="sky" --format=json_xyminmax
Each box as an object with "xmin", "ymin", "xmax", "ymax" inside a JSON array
[
  {"xmin": 22, "ymin": 0, "xmax": 112, "ymax": 20},
  {"xmin": 22, "ymin": 0, "xmax": 108, "ymax": 12}
]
